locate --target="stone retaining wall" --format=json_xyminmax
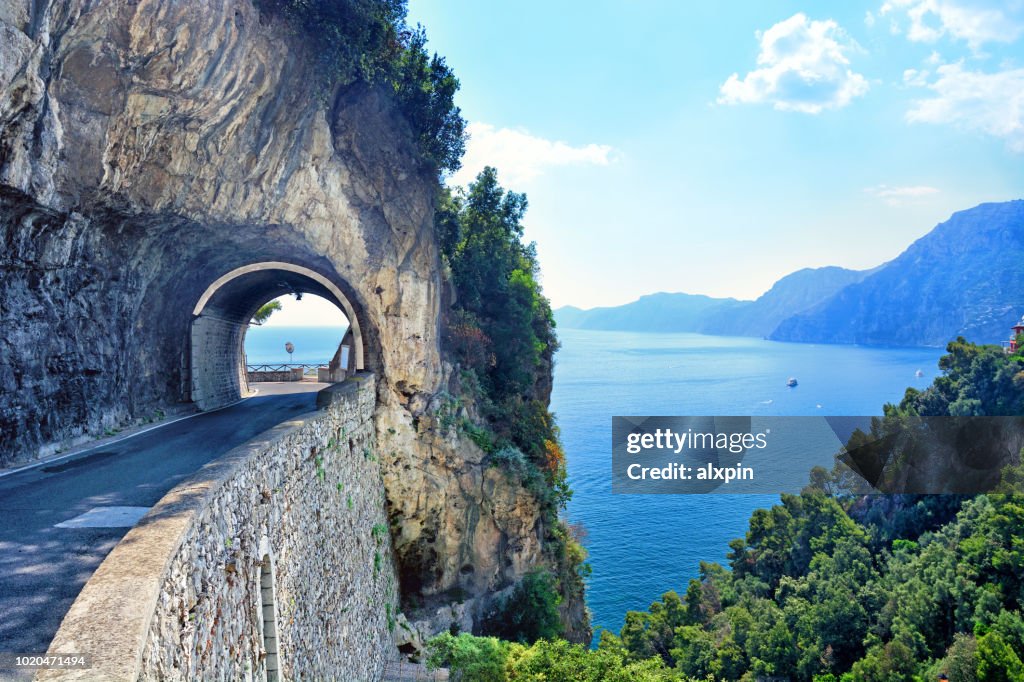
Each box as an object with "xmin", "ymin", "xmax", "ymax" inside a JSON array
[
  {"xmin": 247, "ymin": 369, "xmax": 305, "ymax": 382},
  {"xmin": 42, "ymin": 374, "xmax": 398, "ymax": 681}
]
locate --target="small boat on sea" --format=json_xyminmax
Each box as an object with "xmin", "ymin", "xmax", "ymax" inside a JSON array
[
  {"xmin": 915, "ymin": 369, "xmax": 924, "ymax": 377},
  {"xmin": 787, "ymin": 377, "xmax": 798, "ymax": 387}
]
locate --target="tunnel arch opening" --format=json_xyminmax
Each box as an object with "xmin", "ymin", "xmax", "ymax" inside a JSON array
[{"xmin": 188, "ymin": 262, "xmax": 365, "ymax": 410}]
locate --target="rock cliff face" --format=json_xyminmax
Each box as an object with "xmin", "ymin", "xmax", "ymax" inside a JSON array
[{"xmin": 1, "ymin": 0, "xmax": 560, "ymax": 641}]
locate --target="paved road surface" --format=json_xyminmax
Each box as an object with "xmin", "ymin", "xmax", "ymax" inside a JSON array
[{"xmin": 0, "ymin": 383, "xmax": 324, "ymax": 675}]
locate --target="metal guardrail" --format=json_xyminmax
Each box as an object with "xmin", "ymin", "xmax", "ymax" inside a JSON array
[{"xmin": 245, "ymin": 363, "xmax": 328, "ymax": 372}]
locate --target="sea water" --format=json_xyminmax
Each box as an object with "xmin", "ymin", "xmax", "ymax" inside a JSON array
[
  {"xmin": 550, "ymin": 329, "xmax": 945, "ymax": 637},
  {"xmin": 244, "ymin": 325, "xmax": 349, "ymax": 365}
]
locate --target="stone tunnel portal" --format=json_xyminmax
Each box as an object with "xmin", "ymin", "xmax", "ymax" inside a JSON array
[{"xmin": 189, "ymin": 262, "xmax": 364, "ymax": 410}]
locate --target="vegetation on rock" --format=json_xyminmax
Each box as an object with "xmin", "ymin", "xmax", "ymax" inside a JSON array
[
  {"xmin": 255, "ymin": 0, "xmax": 465, "ymax": 173},
  {"xmin": 437, "ymin": 166, "xmax": 588, "ymax": 641},
  {"xmin": 891, "ymin": 335, "xmax": 1024, "ymax": 417},
  {"xmin": 480, "ymin": 570, "xmax": 563, "ymax": 644},
  {"xmin": 427, "ymin": 633, "xmax": 684, "ymax": 682}
]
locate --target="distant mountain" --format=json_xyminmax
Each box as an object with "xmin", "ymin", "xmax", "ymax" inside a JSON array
[
  {"xmin": 699, "ymin": 266, "xmax": 876, "ymax": 337},
  {"xmin": 771, "ymin": 201, "xmax": 1024, "ymax": 346},
  {"xmin": 553, "ymin": 292, "xmax": 738, "ymax": 332},
  {"xmin": 556, "ymin": 200, "xmax": 1024, "ymax": 348}
]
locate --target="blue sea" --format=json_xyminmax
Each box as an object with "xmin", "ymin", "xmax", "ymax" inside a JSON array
[
  {"xmin": 550, "ymin": 329, "xmax": 945, "ymax": 638},
  {"xmin": 248, "ymin": 325, "xmax": 946, "ymax": 638},
  {"xmin": 244, "ymin": 325, "xmax": 349, "ymax": 364}
]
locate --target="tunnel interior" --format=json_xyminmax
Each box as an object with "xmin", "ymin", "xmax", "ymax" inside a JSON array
[{"xmin": 189, "ymin": 262, "xmax": 364, "ymax": 411}]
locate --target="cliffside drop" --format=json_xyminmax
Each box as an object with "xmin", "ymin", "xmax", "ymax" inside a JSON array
[{"xmin": 0, "ymin": 0, "xmax": 581, "ymax": 673}]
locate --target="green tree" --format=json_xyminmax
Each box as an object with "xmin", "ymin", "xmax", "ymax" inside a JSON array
[
  {"xmin": 976, "ymin": 630, "xmax": 1024, "ymax": 682},
  {"xmin": 425, "ymin": 633, "xmax": 684, "ymax": 682},
  {"xmin": 438, "ymin": 168, "xmax": 563, "ymax": 488},
  {"xmin": 894, "ymin": 337, "xmax": 1024, "ymax": 417},
  {"xmin": 250, "ymin": 300, "xmax": 282, "ymax": 326}
]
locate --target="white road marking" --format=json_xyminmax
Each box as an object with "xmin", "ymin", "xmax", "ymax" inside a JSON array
[{"xmin": 55, "ymin": 506, "xmax": 151, "ymax": 529}]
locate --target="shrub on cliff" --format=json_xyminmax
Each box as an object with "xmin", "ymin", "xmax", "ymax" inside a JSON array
[
  {"xmin": 480, "ymin": 570, "xmax": 562, "ymax": 644},
  {"xmin": 437, "ymin": 166, "xmax": 586, "ymax": 638},
  {"xmin": 256, "ymin": 0, "xmax": 465, "ymax": 173},
  {"xmin": 437, "ymin": 167, "xmax": 560, "ymax": 470},
  {"xmin": 426, "ymin": 633, "xmax": 508, "ymax": 682}
]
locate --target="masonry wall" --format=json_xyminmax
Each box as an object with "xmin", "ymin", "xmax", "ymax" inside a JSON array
[
  {"xmin": 248, "ymin": 370, "xmax": 304, "ymax": 382},
  {"xmin": 43, "ymin": 374, "xmax": 398, "ymax": 682},
  {"xmin": 190, "ymin": 315, "xmax": 248, "ymax": 410}
]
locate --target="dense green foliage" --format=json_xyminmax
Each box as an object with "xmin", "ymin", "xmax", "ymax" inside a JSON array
[
  {"xmin": 811, "ymin": 337, "xmax": 1024, "ymax": 496},
  {"xmin": 427, "ymin": 633, "xmax": 684, "ymax": 682},
  {"xmin": 427, "ymin": 633, "xmax": 509, "ymax": 682},
  {"xmin": 437, "ymin": 167, "xmax": 565, "ymax": 505},
  {"xmin": 256, "ymin": 0, "xmax": 465, "ymax": 172},
  {"xmin": 431, "ymin": 489, "xmax": 1024, "ymax": 681},
  {"xmin": 595, "ymin": 339, "xmax": 1024, "ymax": 679},
  {"xmin": 600, "ymin": 490, "xmax": 1024, "ymax": 680},
  {"xmin": 480, "ymin": 570, "xmax": 563, "ymax": 644},
  {"xmin": 438, "ymin": 168, "xmax": 558, "ymax": 415},
  {"xmin": 891, "ymin": 336, "xmax": 1024, "ymax": 417}
]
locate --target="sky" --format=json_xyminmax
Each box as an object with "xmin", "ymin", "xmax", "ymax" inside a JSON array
[
  {"xmin": 404, "ymin": 0, "xmax": 1024, "ymax": 309},
  {"xmin": 260, "ymin": 294, "xmax": 349, "ymax": 327}
]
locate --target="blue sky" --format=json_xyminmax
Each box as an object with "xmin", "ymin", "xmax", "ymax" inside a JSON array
[{"xmin": 405, "ymin": 0, "xmax": 1024, "ymax": 309}]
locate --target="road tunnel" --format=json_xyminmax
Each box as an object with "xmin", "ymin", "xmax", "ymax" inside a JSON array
[{"xmin": 189, "ymin": 262, "xmax": 364, "ymax": 410}]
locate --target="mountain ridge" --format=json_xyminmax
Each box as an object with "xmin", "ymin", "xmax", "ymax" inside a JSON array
[{"xmin": 555, "ymin": 200, "xmax": 1024, "ymax": 347}]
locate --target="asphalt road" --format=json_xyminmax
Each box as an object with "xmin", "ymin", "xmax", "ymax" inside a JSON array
[{"xmin": 0, "ymin": 382, "xmax": 325, "ymax": 672}]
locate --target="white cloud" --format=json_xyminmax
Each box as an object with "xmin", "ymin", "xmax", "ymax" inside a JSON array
[
  {"xmin": 880, "ymin": 0, "xmax": 1024, "ymax": 50},
  {"xmin": 718, "ymin": 13, "xmax": 869, "ymax": 114},
  {"xmin": 903, "ymin": 67, "xmax": 931, "ymax": 86},
  {"xmin": 866, "ymin": 184, "xmax": 941, "ymax": 205},
  {"xmin": 906, "ymin": 62, "xmax": 1024, "ymax": 151},
  {"xmin": 448, "ymin": 122, "xmax": 613, "ymax": 187}
]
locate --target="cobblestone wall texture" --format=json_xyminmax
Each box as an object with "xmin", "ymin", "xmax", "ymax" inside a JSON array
[{"xmin": 138, "ymin": 375, "xmax": 398, "ymax": 681}]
